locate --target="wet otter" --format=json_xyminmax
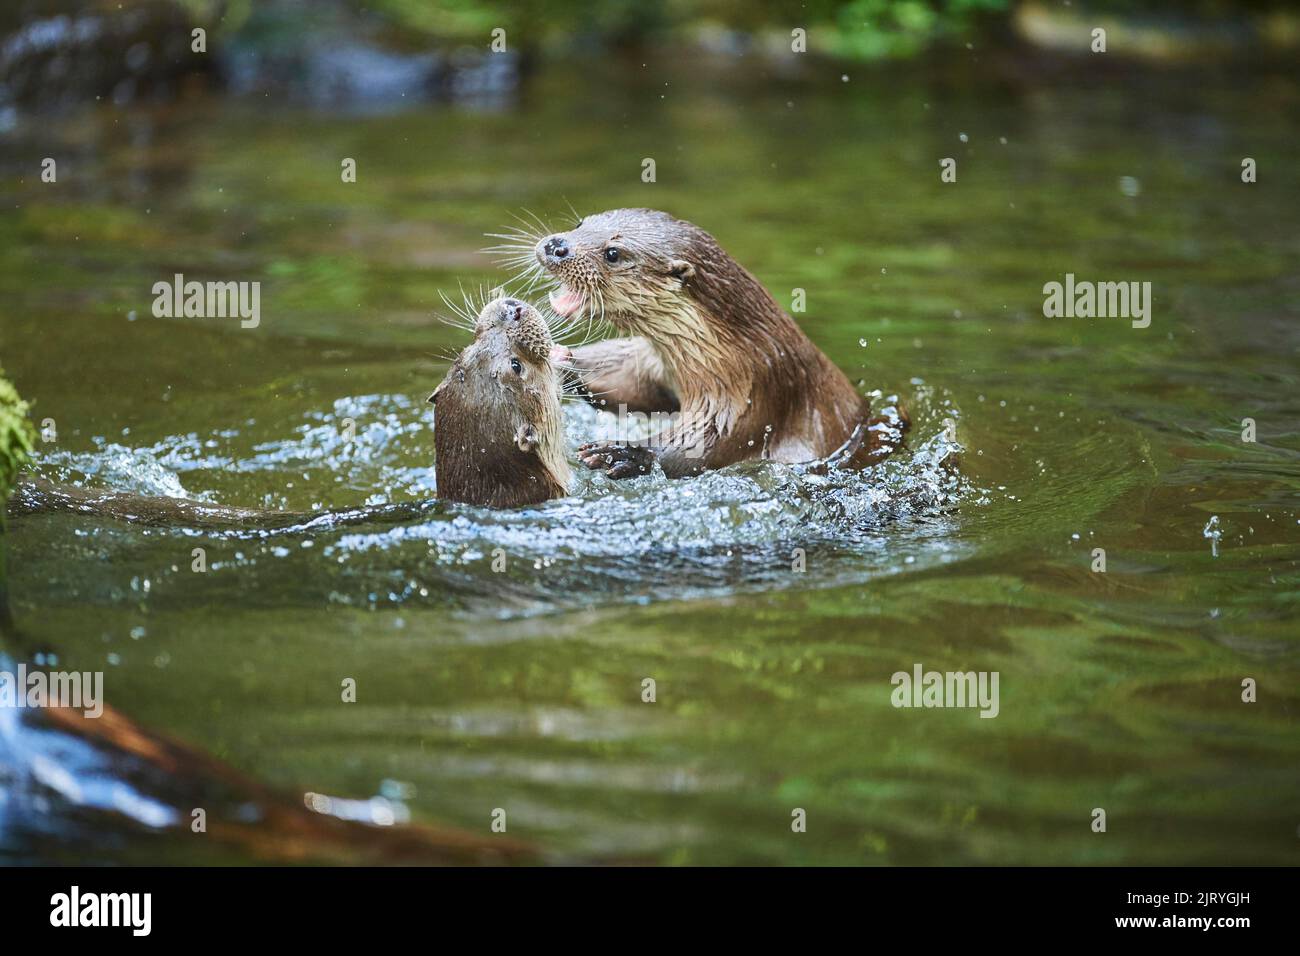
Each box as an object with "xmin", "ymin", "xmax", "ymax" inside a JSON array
[
  {"xmin": 430, "ymin": 296, "xmax": 571, "ymax": 508},
  {"xmin": 9, "ymin": 297, "xmax": 570, "ymax": 524},
  {"xmin": 529, "ymin": 208, "xmax": 907, "ymax": 479}
]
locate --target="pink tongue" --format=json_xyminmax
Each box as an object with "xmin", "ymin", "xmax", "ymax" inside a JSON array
[{"xmin": 549, "ymin": 287, "xmax": 584, "ymax": 318}]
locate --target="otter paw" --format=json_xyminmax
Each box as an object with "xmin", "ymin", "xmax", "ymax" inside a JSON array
[
  {"xmin": 577, "ymin": 442, "xmax": 656, "ymax": 479},
  {"xmin": 515, "ymin": 423, "xmax": 538, "ymax": 453}
]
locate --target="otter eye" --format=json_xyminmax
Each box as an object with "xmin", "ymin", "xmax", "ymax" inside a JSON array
[
  {"xmin": 604, "ymin": 247, "xmax": 621, "ymax": 264},
  {"xmin": 510, "ymin": 357, "xmax": 523, "ymax": 375}
]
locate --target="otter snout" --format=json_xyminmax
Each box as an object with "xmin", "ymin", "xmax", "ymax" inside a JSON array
[
  {"xmin": 539, "ymin": 235, "xmax": 569, "ymax": 262},
  {"xmin": 499, "ymin": 297, "xmax": 526, "ymax": 322}
]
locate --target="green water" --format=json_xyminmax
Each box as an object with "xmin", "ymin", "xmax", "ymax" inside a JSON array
[{"xmin": 2, "ymin": 53, "xmax": 1298, "ymax": 865}]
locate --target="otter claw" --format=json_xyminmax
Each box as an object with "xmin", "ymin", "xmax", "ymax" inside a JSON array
[
  {"xmin": 578, "ymin": 442, "xmax": 655, "ymax": 479},
  {"xmin": 606, "ymin": 459, "xmax": 651, "ymax": 479}
]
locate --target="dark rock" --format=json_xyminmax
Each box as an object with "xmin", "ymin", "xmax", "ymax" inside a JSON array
[{"xmin": 0, "ymin": 1, "xmax": 211, "ymax": 110}]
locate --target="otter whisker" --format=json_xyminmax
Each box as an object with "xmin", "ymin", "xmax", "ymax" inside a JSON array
[
  {"xmin": 569, "ymin": 383, "xmax": 623, "ymax": 399},
  {"xmin": 437, "ymin": 288, "xmax": 477, "ymax": 324},
  {"xmin": 538, "ymin": 295, "xmax": 587, "ymax": 337},
  {"xmin": 482, "ymin": 253, "xmax": 538, "ymax": 267},
  {"xmin": 435, "ymin": 286, "xmax": 496, "ymax": 334},
  {"xmin": 550, "ymin": 314, "xmax": 594, "ymax": 342},
  {"xmin": 434, "ymin": 317, "xmax": 476, "ymax": 334},
  {"xmin": 421, "ymin": 348, "xmax": 461, "ymax": 361},
  {"xmin": 482, "ymin": 254, "xmax": 537, "ymax": 271},
  {"xmin": 487, "ymin": 225, "xmax": 539, "ymax": 239},
  {"xmin": 433, "ymin": 318, "xmax": 476, "ymax": 335},
  {"xmin": 453, "ymin": 280, "xmax": 475, "ymax": 314},
  {"xmin": 498, "ymin": 254, "xmax": 546, "ymax": 283},
  {"xmin": 481, "ymin": 240, "xmax": 536, "ymax": 252},
  {"xmin": 566, "ymin": 291, "xmax": 615, "ymax": 349},
  {"xmin": 490, "ymin": 254, "xmax": 545, "ymax": 281},
  {"xmin": 460, "ymin": 280, "xmax": 491, "ymax": 317},
  {"xmin": 495, "ymin": 265, "xmax": 541, "ymax": 289},
  {"xmin": 507, "ymin": 212, "xmax": 552, "ymax": 247},
  {"xmin": 577, "ymin": 284, "xmax": 610, "ymax": 343},
  {"xmin": 516, "ymin": 207, "xmax": 553, "ymax": 237},
  {"xmin": 514, "ymin": 270, "xmax": 547, "ymax": 298},
  {"xmin": 561, "ymin": 197, "xmax": 582, "ymax": 227},
  {"xmin": 483, "ymin": 232, "xmax": 539, "ymax": 247}
]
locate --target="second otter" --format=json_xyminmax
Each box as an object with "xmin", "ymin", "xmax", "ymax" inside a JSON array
[
  {"xmin": 533, "ymin": 208, "xmax": 907, "ymax": 479},
  {"xmin": 9, "ymin": 297, "xmax": 570, "ymax": 525},
  {"xmin": 430, "ymin": 296, "xmax": 571, "ymax": 508}
]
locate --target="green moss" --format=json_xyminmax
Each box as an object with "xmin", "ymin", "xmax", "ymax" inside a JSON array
[
  {"xmin": 0, "ymin": 369, "xmax": 35, "ymax": 505},
  {"xmin": 0, "ymin": 368, "xmax": 35, "ymax": 622}
]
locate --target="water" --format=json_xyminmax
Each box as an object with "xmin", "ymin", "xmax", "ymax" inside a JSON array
[{"xmin": 1, "ymin": 52, "xmax": 1298, "ymax": 864}]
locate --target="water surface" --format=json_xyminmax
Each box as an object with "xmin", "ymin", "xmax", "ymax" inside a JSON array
[{"xmin": 2, "ymin": 52, "xmax": 1298, "ymax": 864}]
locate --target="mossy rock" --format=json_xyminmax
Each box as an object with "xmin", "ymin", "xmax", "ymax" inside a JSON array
[
  {"xmin": 0, "ymin": 369, "xmax": 35, "ymax": 504},
  {"xmin": 0, "ymin": 368, "xmax": 34, "ymax": 629}
]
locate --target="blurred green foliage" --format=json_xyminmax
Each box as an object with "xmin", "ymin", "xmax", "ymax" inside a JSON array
[
  {"xmin": 364, "ymin": 0, "xmax": 672, "ymax": 46},
  {"xmin": 365, "ymin": 0, "xmax": 1010, "ymax": 55},
  {"xmin": 0, "ymin": 371, "xmax": 34, "ymax": 507},
  {"xmin": 3, "ymin": 1, "xmax": 1294, "ymax": 62},
  {"xmin": 356, "ymin": 0, "xmax": 1293, "ymax": 58},
  {"xmin": 0, "ymin": 369, "xmax": 34, "ymax": 607},
  {"xmin": 823, "ymin": 0, "xmax": 1008, "ymax": 58}
]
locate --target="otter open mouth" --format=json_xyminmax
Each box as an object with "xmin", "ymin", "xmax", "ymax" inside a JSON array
[{"xmin": 548, "ymin": 285, "xmax": 585, "ymax": 319}]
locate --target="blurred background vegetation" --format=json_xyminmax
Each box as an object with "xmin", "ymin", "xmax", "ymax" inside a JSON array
[
  {"xmin": 2, "ymin": 0, "xmax": 1298, "ymax": 866},
  {"xmin": 0, "ymin": 373, "xmax": 33, "ymax": 504},
  {"xmin": 4, "ymin": 0, "xmax": 1300, "ymax": 68},
  {"xmin": 1, "ymin": 0, "xmax": 1296, "ymax": 119},
  {"xmin": 0, "ymin": 370, "xmax": 35, "ymax": 625},
  {"xmin": 255, "ymin": 0, "xmax": 1300, "ymax": 58}
]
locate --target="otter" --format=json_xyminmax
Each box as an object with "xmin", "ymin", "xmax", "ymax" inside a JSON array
[
  {"xmin": 8, "ymin": 297, "xmax": 570, "ymax": 524},
  {"xmin": 529, "ymin": 208, "xmax": 907, "ymax": 479},
  {"xmin": 429, "ymin": 296, "xmax": 571, "ymax": 508}
]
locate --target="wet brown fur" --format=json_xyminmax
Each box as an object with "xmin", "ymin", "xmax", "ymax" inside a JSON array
[
  {"xmin": 430, "ymin": 297, "xmax": 570, "ymax": 507},
  {"xmin": 10, "ymin": 299, "xmax": 570, "ymax": 524},
  {"xmin": 536, "ymin": 208, "xmax": 907, "ymax": 477}
]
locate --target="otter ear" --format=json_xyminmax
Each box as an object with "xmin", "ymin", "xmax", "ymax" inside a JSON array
[
  {"xmin": 515, "ymin": 423, "xmax": 538, "ymax": 453},
  {"xmin": 668, "ymin": 258, "xmax": 695, "ymax": 283},
  {"xmin": 428, "ymin": 386, "xmax": 440, "ymax": 405}
]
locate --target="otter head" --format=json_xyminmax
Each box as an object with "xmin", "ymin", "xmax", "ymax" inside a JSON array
[
  {"xmin": 535, "ymin": 208, "xmax": 701, "ymax": 330},
  {"xmin": 429, "ymin": 297, "xmax": 571, "ymax": 508}
]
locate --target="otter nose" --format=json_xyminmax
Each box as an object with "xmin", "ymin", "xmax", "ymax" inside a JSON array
[
  {"xmin": 501, "ymin": 297, "xmax": 524, "ymax": 321},
  {"xmin": 542, "ymin": 236, "xmax": 569, "ymax": 260}
]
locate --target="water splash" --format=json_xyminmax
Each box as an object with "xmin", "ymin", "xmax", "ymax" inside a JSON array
[
  {"xmin": 37, "ymin": 441, "xmax": 198, "ymax": 499},
  {"xmin": 17, "ymin": 387, "xmax": 973, "ymax": 618},
  {"xmin": 1203, "ymin": 514, "xmax": 1221, "ymax": 558}
]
